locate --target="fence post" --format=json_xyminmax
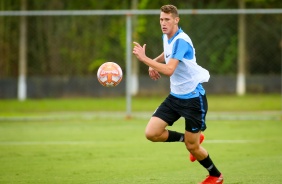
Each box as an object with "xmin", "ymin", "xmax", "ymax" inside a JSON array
[
  {"xmin": 130, "ymin": 0, "xmax": 139, "ymax": 96},
  {"xmin": 236, "ymin": 0, "xmax": 246, "ymax": 95},
  {"xmin": 126, "ymin": 14, "xmax": 132, "ymax": 118},
  {"xmin": 18, "ymin": 0, "xmax": 27, "ymax": 101}
]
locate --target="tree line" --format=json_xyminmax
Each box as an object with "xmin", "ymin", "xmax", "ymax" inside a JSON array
[{"xmin": 0, "ymin": 0, "xmax": 281, "ymax": 77}]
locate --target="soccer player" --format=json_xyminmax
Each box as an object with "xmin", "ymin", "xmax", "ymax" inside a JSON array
[{"xmin": 132, "ymin": 4, "xmax": 223, "ymax": 184}]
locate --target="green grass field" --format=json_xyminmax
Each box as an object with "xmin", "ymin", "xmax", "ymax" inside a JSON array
[{"xmin": 0, "ymin": 94, "xmax": 281, "ymax": 184}]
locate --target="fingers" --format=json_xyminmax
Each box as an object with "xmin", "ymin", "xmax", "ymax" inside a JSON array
[
  {"xmin": 132, "ymin": 42, "xmax": 141, "ymax": 54},
  {"xmin": 143, "ymin": 44, "xmax": 146, "ymax": 50},
  {"xmin": 133, "ymin": 41, "xmax": 141, "ymax": 47},
  {"xmin": 132, "ymin": 41, "xmax": 147, "ymax": 63},
  {"xmin": 150, "ymin": 74, "xmax": 161, "ymax": 80},
  {"xmin": 133, "ymin": 42, "xmax": 147, "ymax": 59},
  {"xmin": 149, "ymin": 69, "xmax": 161, "ymax": 80},
  {"xmin": 133, "ymin": 42, "xmax": 146, "ymax": 49},
  {"xmin": 153, "ymin": 72, "xmax": 161, "ymax": 80}
]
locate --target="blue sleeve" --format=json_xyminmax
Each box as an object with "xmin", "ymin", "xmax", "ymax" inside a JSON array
[{"xmin": 171, "ymin": 39, "xmax": 194, "ymax": 61}]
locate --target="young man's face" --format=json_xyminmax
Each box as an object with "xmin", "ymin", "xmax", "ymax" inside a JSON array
[{"xmin": 160, "ymin": 12, "xmax": 179, "ymax": 38}]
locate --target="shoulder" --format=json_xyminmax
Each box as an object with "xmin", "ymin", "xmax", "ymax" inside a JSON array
[
  {"xmin": 173, "ymin": 38, "xmax": 189, "ymax": 47},
  {"xmin": 176, "ymin": 32, "xmax": 192, "ymax": 43},
  {"xmin": 173, "ymin": 38, "xmax": 193, "ymax": 51}
]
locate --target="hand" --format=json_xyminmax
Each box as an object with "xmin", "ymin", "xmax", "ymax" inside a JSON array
[
  {"xmin": 132, "ymin": 42, "xmax": 147, "ymax": 62},
  {"xmin": 148, "ymin": 67, "xmax": 161, "ymax": 80}
]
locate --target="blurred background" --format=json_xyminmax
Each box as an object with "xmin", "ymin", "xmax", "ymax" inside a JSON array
[
  {"xmin": 0, "ymin": 0, "xmax": 281, "ymax": 99},
  {"xmin": 0, "ymin": 2, "xmax": 281, "ymax": 184}
]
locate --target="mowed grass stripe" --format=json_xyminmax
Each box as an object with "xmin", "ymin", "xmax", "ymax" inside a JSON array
[
  {"xmin": 0, "ymin": 139, "xmax": 264, "ymax": 145},
  {"xmin": 0, "ymin": 111, "xmax": 280, "ymax": 121}
]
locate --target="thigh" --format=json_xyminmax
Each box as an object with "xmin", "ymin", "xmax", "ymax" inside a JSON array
[
  {"xmin": 146, "ymin": 116, "xmax": 168, "ymax": 134},
  {"xmin": 152, "ymin": 95, "xmax": 181, "ymax": 126},
  {"xmin": 181, "ymin": 94, "xmax": 208, "ymax": 133}
]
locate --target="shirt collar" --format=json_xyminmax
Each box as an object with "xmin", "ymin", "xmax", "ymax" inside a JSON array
[{"xmin": 168, "ymin": 27, "xmax": 183, "ymax": 44}]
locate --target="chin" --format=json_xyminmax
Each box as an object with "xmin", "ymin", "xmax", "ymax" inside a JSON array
[{"xmin": 162, "ymin": 30, "xmax": 168, "ymax": 34}]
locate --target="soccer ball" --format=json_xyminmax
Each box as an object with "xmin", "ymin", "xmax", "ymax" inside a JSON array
[{"xmin": 97, "ymin": 62, "xmax": 123, "ymax": 87}]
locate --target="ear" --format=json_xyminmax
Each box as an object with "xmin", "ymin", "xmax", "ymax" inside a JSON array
[{"xmin": 174, "ymin": 17, "xmax": 180, "ymax": 24}]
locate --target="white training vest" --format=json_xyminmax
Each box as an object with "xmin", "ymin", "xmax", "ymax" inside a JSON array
[{"xmin": 163, "ymin": 32, "xmax": 210, "ymax": 95}]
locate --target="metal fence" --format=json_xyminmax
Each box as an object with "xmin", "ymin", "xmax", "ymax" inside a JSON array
[{"xmin": 0, "ymin": 9, "xmax": 281, "ymax": 100}]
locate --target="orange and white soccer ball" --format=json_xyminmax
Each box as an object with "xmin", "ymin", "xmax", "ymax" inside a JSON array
[{"xmin": 97, "ymin": 62, "xmax": 123, "ymax": 87}]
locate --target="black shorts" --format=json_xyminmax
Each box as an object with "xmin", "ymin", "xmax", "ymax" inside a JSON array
[{"xmin": 152, "ymin": 94, "xmax": 208, "ymax": 133}]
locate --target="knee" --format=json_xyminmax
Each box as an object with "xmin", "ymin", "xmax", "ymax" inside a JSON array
[
  {"xmin": 185, "ymin": 142, "xmax": 199, "ymax": 153},
  {"xmin": 145, "ymin": 129, "xmax": 158, "ymax": 142},
  {"xmin": 144, "ymin": 117, "xmax": 168, "ymax": 142}
]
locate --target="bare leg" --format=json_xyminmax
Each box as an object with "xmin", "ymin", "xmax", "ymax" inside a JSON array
[
  {"xmin": 145, "ymin": 117, "xmax": 169, "ymax": 142},
  {"xmin": 185, "ymin": 130, "xmax": 222, "ymax": 179},
  {"xmin": 184, "ymin": 131, "xmax": 208, "ymax": 161}
]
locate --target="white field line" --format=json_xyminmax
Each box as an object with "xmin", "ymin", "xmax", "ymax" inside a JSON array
[
  {"xmin": 0, "ymin": 140, "xmax": 262, "ymax": 146},
  {"xmin": 0, "ymin": 111, "xmax": 281, "ymax": 121},
  {"xmin": 204, "ymin": 140, "xmax": 261, "ymax": 143}
]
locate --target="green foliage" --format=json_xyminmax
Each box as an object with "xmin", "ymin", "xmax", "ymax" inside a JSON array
[
  {"xmin": 208, "ymin": 35, "xmax": 238, "ymax": 74},
  {"xmin": 88, "ymin": 58, "xmax": 107, "ymax": 72},
  {"xmin": 0, "ymin": 0, "xmax": 281, "ymax": 77}
]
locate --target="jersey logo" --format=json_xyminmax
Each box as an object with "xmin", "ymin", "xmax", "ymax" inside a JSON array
[{"xmin": 165, "ymin": 54, "xmax": 171, "ymax": 58}]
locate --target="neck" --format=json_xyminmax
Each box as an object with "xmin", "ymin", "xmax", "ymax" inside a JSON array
[{"xmin": 167, "ymin": 27, "xmax": 179, "ymax": 39}]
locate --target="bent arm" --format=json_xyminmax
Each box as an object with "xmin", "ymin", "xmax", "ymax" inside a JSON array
[
  {"xmin": 133, "ymin": 42, "xmax": 178, "ymax": 76},
  {"xmin": 153, "ymin": 52, "xmax": 165, "ymax": 63},
  {"xmin": 142, "ymin": 57, "xmax": 178, "ymax": 77}
]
